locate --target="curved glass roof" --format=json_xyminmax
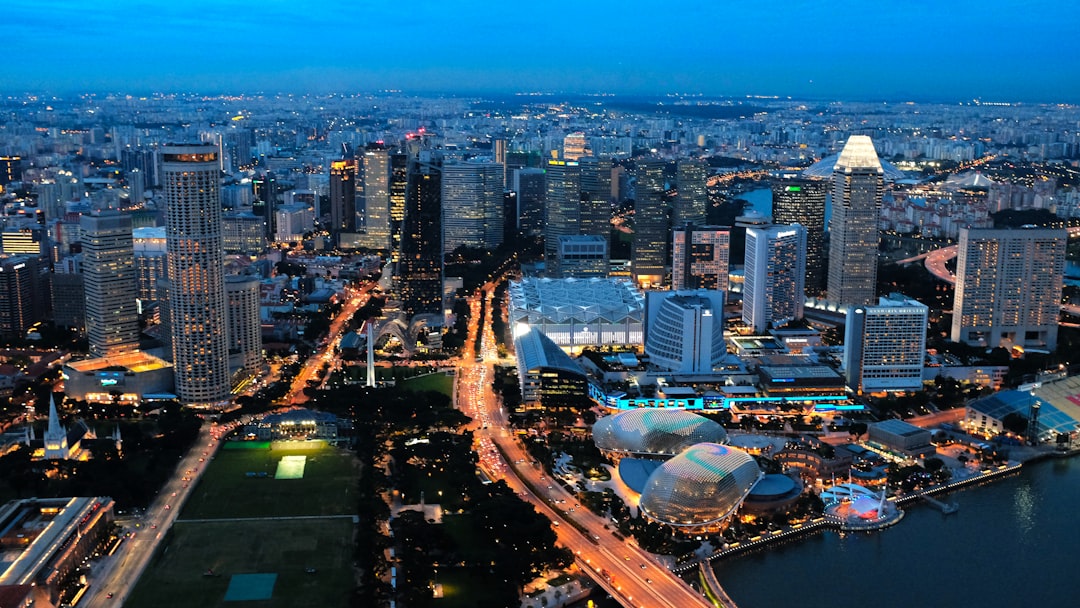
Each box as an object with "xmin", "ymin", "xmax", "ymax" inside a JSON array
[
  {"xmin": 639, "ymin": 443, "xmax": 761, "ymax": 528},
  {"xmin": 508, "ymin": 277, "xmax": 645, "ymax": 324},
  {"xmin": 593, "ymin": 409, "xmax": 727, "ymax": 456}
]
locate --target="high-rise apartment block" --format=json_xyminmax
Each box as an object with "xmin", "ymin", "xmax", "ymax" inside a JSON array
[
  {"xmin": 671, "ymin": 225, "xmax": 730, "ymax": 292},
  {"xmin": 844, "ymin": 294, "xmax": 928, "ymax": 393},
  {"xmin": 951, "ymin": 226, "xmax": 1067, "ymax": 350},
  {"xmin": 827, "ymin": 136, "xmax": 883, "ymax": 306},
  {"xmin": 80, "ymin": 210, "xmax": 139, "ymax": 357},
  {"xmin": 743, "ymin": 224, "xmax": 806, "ymax": 333},
  {"xmin": 162, "ymin": 144, "xmax": 230, "ymax": 408},
  {"xmin": 772, "ymin": 178, "xmax": 827, "ymax": 295}
]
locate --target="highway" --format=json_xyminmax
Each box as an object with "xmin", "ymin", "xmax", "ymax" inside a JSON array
[{"xmin": 457, "ymin": 282, "xmax": 719, "ymax": 608}]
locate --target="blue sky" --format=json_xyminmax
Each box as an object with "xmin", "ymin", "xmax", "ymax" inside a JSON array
[{"xmin": 5, "ymin": 0, "xmax": 1080, "ymax": 101}]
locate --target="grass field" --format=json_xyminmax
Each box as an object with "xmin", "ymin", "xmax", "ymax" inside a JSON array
[
  {"xmin": 181, "ymin": 441, "xmax": 358, "ymax": 520},
  {"xmin": 126, "ymin": 518, "xmax": 355, "ymax": 608},
  {"xmin": 399, "ymin": 372, "xmax": 454, "ymax": 396}
]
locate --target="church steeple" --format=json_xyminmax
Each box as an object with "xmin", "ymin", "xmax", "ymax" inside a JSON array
[{"xmin": 43, "ymin": 394, "xmax": 69, "ymax": 460}]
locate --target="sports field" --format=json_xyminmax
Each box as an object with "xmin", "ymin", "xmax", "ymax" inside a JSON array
[
  {"xmin": 126, "ymin": 518, "xmax": 355, "ymax": 608},
  {"xmin": 399, "ymin": 372, "xmax": 454, "ymax": 396},
  {"xmin": 181, "ymin": 441, "xmax": 358, "ymax": 520}
]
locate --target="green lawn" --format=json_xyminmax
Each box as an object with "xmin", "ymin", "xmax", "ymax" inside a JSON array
[
  {"xmin": 180, "ymin": 441, "xmax": 358, "ymax": 520},
  {"xmin": 126, "ymin": 518, "xmax": 355, "ymax": 608},
  {"xmin": 435, "ymin": 567, "xmax": 507, "ymax": 608},
  {"xmin": 399, "ymin": 372, "xmax": 454, "ymax": 397}
]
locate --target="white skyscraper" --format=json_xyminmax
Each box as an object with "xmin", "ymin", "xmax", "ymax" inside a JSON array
[
  {"xmin": 844, "ymin": 294, "xmax": 928, "ymax": 394},
  {"xmin": 743, "ymin": 224, "xmax": 806, "ymax": 334},
  {"xmin": 951, "ymin": 226, "xmax": 1067, "ymax": 350},
  {"xmin": 225, "ymin": 275, "xmax": 263, "ymax": 378},
  {"xmin": 81, "ymin": 210, "xmax": 140, "ymax": 357},
  {"xmin": 163, "ymin": 144, "xmax": 230, "ymax": 408},
  {"xmin": 827, "ymin": 135, "xmax": 884, "ymax": 306},
  {"xmin": 358, "ymin": 147, "xmax": 391, "ymax": 250},
  {"xmin": 441, "ymin": 159, "xmax": 504, "ymax": 253}
]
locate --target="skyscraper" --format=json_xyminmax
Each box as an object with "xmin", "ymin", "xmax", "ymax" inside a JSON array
[
  {"xmin": 544, "ymin": 160, "xmax": 582, "ymax": 260},
  {"xmin": 441, "ymin": 159, "xmax": 504, "ymax": 253},
  {"xmin": 578, "ymin": 156, "xmax": 613, "ymax": 239},
  {"xmin": 951, "ymin": 226, "xmax": 1066, "ymax": 350},
  {"xmin": 772, "ymin": 177, "xmax": 827, "ymax": 295},
  {"xmin": 563, "ymin": 132, "xmax": 588, "ymax": 161},
  {"xmin": 389, "ymin": 152, "xmax": 408, "ymax": 262},
  {"xmin": 674, "ymin": 160, "xmax": 708, "ymax": 227},
  {"xmin": 225, "ymin": 275, "xmax": 263, "ymax": 378},
  {"xmin": 162, "ymin": 144, "xmax": 230, "ymax": 408},
  {"xmin": 844, "ymin": 294, "xmax": 928, "ymax": 394},
  {"xmin": 671, "ymin": 225, "xmax": 730, "ymax": 292},
  {"xmin": 133, "ymin": 227, "xmax": 167, "ymax": 303},
  {"xmin": 358, "ymin": 147, "xmax": 391, "ymax": 250},
  {"xmin": 329, "ymin": 159, "xmax": 357, "ymax": 239},
  {"xmin": 80, "ymin": 210, "xmax": 139, "ymax": 357},
  {"xmin": 0, "ymin": 255, "xmax": 36, "ymax": 339},
  {"xmin": 512, "ymin": 168, "xmax": 546, "ymax": 238},
  {"xmin": 632, "ymin": 159, "xmax": 668, "ymax": 288},
  {"xmin": 400, "ymin": 152, "xmax": 444, "ymax": 318},
  {"xmin": 743, "ymin": 224, "xmax": 806, "ymax": 333},
  {"xmin": 827, "ymin": 135, "xmax": 883, "ymax": 306}
]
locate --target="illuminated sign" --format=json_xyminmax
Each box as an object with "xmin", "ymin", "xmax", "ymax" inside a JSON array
[
  {"xmin": 785, "ymin": 186, "xmax": 802, "ymax": 192},
  {"xmin": 100, "ymin": 379, "xmax": 118, "ymax": 386}
]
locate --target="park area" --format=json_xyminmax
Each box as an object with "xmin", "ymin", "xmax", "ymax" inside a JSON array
[{"xmin": 128, "ymin": 439, "xmax": 359, "ymax": 607}]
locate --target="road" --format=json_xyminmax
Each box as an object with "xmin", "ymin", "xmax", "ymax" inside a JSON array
[
  {"xmin": 456, "ymin": 282, "xmax": 718, "ymax": 608},
  {"xmin": 83, "ymin": 423, "xmax": 228, "ymax": 606}
]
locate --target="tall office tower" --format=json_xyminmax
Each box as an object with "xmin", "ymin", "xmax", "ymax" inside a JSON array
[
  {"xmin": 162, "ymin": 144, "xmax": 230, "ymax": 408},
  {"xmin": 253, "ymin": 171, "xmax": 278, "ymax": 244},
  {"xmin": 503, "ymin": 191, "xmax": 518, "ymax": 243},
  {"xmin": 563, "ymin": 132, "xmax": 588, "ymax": 161},
  {"xmin": 133, "ymin": 227, "xmax": 167, "ymax": 303},
  {"xmin": 743, "ymin": 224, "xmax": 806, "ymax": 333},
  {"xmin": 441, "ymin": 159, "xmax": 504, "ymax": 253},
  {"xmin": 827, "ymin": 135, "xmax": 883, "ymax": 306},
  {"xmin": 951, "ymin": 226, "xmax": 1067, "ymax": 350},
  {"xmin": 51, "ymin": 256, "xmax": 84, "ymax": 330},
  {"xmin": 772, "ymin": 178, "xmax": 827, "ymax": 295},
  {"xmin": 513, "ymin": 168, "xmax": 546, "ymax": 237},
  {"xmin": 225, "ymin": 275, "xmax": 263, "ymax": 378},
  {"xmin": 329, "ymin": 159, "xmax": 357, "ymax": 239},
  {"xmin": 632, "ymin": 159, "xmax": 668, "ymax": 288},
  {"xmin": 0, "ymin": 156, "xmax": 23, "ymax": 186},
  {"xmin": 671, "ymin": 225, "xmax": 731, "ymax": 292},
  {"xmin": 400, "ymin": 152, "xmax": 444, "ymax": 319},
  {"xmin": 544, "ymin": 160, "xmax": 582, "ymax": 260},
  {"xmin": 222, "ymin": 212, "xmax": 267, "ymax": 254},
  {"xmin": 844, "ymin": 293, "xmax": 928, "ymax": 394},
  {"xmin": 674, "ymin": 160, "xmax": 708, "ymax": 227},
  {"xmin": 80, "ymin": 210, "xmax": 139, "ymax": 358},
  {"xmin": 389, "ymin": 152, "xmax": 408, "ymax": 263},
  {"xmin": 0, "ymin": 255, "xmax": 36, "ymax": 339},
  {"xmin": 359, "ymin": 147, "xmax": 391, "ymax": 250},
  {"xmin": 579, "ymin": 156, "xmax": 613, "ymax": 239},
  {"xmin": 553, "ymin": 234, "xmax": 609, "ymax": 279}
]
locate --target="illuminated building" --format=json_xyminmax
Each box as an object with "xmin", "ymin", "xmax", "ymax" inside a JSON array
[
  {"xmin": 1, "ymin": 228, "xmax": 43, "ymax": 256},
  {"xmin": 512, "ymin": 167, "xmax": 546, "ymax": 237},
  {"xmin": 133, "ymin": 227, "xmax": 167, "ymax": 303},
  {"xmin": 544, "ymin": 159, "xmax": 581, "ymax": 260},
  {"xmin": 222, "ymin": 211, "xmax": 267, "ymax": 254},
  {"xmin": 562, "ymin": 131, "xmax": 588, "ymax": 160},
  {"xmin": 225, "ymin": 275, "xmax": 263, "ymax": 378},
  {"xmin": 389, "ymin": 152, "xmax": 408, "ymax": 262},
  {"xmin": 80, "ymin": 210, "xmax": 139, "ymax": 357},
  {"xmin": 671, "ymin": 225, "xmax": 730, "ymax": 292},
  {"xmin": 400, "ymin": 152, "xmax": 444, "ymax": 319},
  {"xmin": 553, "ymin": 234, "xmax": 608, "ymax": 279},
  {"xmin": 772, "ymin": 178, "xmax": 827, "ymax": 295},
  {"xmin": 632, "ymin": 158, "xmax": 668, "ymax": 287},
  {"xmin": 593, "ymin": 409, "xmax": 727, "ymax": 464},
  {"xmin": 252, "ymin": 171, "xmax": 278, "ymax": 244},
  {"xmin": 951, "ymin": 226, "xmax": 1066, "ymax": 351},
  {"xmin": 329, "ymin": 158, "xmax": 357, "ymax": 239},
  {"xmin": 62, "ymin": 351, "xmax": 174, "ymax": 404},
  {"xmin": 512, "ymin": 324, "xmax": 589, "ymax": 408},
  {"xmin": 508, "ymin": 277, "xmax": 644, "ymax": 348},
  {"xmin": 0, "ymin": 255, "xmax": 37, "ymax": 339},
  {"xmin": 844, "ymin": 293, "xmax": 928, "ymax": 394},
  {"xmin": 578, "ymin": 156, "xmax": 614, "ymax": 238},
  {"xmin": 743, "ymin": 224, "xmax": 806, "ymax": 333},
  {"xmin": 275, "ymin": 203, "xmax": 315, "ymax": 242},
  {"xmin": 644, "ymin": 290, "xmax": 726, "ymax": 374},
  {"xmin": 162, "ymin": 144, "xmax": 230, "ymax": 408},
  {"xmin": 0, "ymin": 156, "xmax": 23, "ymax": 186},
  {"xmin": 674, "ymin": 160, "xmax": 708, "ymax": 227},
  {"xmin": 441, "ymin": 159, "xmax": 504, "ymax": 253},
  {"xmin": 827, "ymin": 135, "xmax": 883, "ymax": 306},
  {"xmin": 357, "ymin": 147, "xmax": 391, "ymax": 250}
]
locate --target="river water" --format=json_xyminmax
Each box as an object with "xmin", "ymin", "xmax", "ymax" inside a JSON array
[{"xmin": 713, "ymin": 457, "xmax": 1080, "ymax": 608}]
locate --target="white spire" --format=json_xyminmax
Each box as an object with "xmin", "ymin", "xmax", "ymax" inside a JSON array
[{"xmin": 46, "ymin": 394, "xmax": 64, "ymax": 440}]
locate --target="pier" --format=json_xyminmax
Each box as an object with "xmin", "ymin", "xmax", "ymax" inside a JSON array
[{"xmin": 918, "ymin": 491, "xmax": 959, "ymax": 514}]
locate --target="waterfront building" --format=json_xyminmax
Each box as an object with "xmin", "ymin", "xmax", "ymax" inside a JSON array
[
  {"xmin": 593, "ymin": 409, "xmax": 727, "ymax": 464},
  {"xmin": 827, "ymin": 135, "xmax": 884, "ymax": 306},
  {"xmin": 441, "ymin": 159, "xmax": 504, "ymax": 253},
  {"xmin": 951, "ymin": 226, "xmax": 1066, "ymax": 351},
  {"xmin": 632, "ymin": 158, "xmax": 668, "ymax": 288},
  {"xmin": 80, "ymin": 210, "xmax": 139, "ymax": 358},
  {"xmin": 162, "ymin": 144, "xmax": 230, "ymax": 408},
  {"xmin": 671, "ymin": 225, "xmax": 730, "ymax": 292},
  {"xmin": 772, "ymin": 178, "xmax": 827, "ymax": 295},
  {"xmin": 844, "ymin": 293, "xmax": 928, "ymax": 394},
  {"xmin": 868, "ymin": 419, "xmax": 934, "ymax": 457},
  {"xmin": 743, "ymin": 224, "xmax": 806, "ymax": 333}
]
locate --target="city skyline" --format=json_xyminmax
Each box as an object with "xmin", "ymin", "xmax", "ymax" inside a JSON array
[{"xmin": 5, "ymin": 1, "xmax": 1080, "ymax": 102}]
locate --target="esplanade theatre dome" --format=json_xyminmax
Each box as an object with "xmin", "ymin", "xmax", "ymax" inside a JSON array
[
  {"xmin": 639, "ymin": 443, "xmax": 762, "ymax": 530},
  {"xmin": 592, "ymin": 409, "xmax": 727, "ymax": 460}
]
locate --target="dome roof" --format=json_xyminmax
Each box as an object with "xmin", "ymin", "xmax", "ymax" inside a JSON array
[
  {"xmin": 592, "ymin": 409, "xmax": 727, "ymax": 456},
  {"xmin": 639, "ymin": 443, "xmax": 761, "ymax": 528}
]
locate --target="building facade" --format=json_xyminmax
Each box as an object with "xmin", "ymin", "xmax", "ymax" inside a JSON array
[
  {"xmin": 400, "ymin": 152, "xmax": 444, "ymax": 319},
  {"xmin": 632, "ymin": 158, "xmax": 668, "ymax": 288},
  {"xmin": 80, "ymin": 210, "xmax": 139, "ymax": 357},
  {"xmin": 844, "ymin": 293, "xmax": 928, "ymax": 394},
  {"xmin": 553, "ymin": 234, "xmax": 609, "ymax": 279},
  {"xmin": 772, "ymin": 178, "xmax": 827, "ymax": 295},
  {"xmin": 674, "ymin": 160, "xmax": 708, "ymax": 227},
  {"xmin": 329, "ymin": 158, "xmax": 357, "ymax": 239},
  {"xmin": 743, "ymin": 224, "xmax": 806, "ymax": 333},
  {"xmin": 441, "ymin": 159, "xmax": 504, "ymax": 253},
  {"xmin": 827, "ymin": 136, "xmax": 883, "ymax": 306},
  {"xmin": 225, "ymin": 275, "xmax": 263, "ymax": 378},
  {"xmin": 671, "ymin": 224, "xmax": 730, "ymax": 292}
]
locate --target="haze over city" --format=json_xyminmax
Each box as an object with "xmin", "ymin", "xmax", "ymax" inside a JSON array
[{"xmin": 6, "ymin": 0, "xmax": 1080, "ymax": 101}]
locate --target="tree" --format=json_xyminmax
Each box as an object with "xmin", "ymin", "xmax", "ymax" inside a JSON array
[{"xmin": 849, "ymin": 422, "xmax": 868, "ymax": 440}]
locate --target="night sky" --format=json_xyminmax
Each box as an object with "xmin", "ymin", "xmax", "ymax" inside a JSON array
[{"xmin": 6, "ymin": 0, "xmax": 1079, "ymax": 101}]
